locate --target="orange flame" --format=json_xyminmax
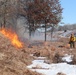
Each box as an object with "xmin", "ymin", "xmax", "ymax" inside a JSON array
[{"xmin": 0, "ymin": 28, "xmax": 23, "ymax": 48}]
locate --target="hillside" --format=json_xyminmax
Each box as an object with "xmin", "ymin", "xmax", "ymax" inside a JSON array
[
  {"xmin": 0, "ymin": 30, "xmax": 76, "ymax": 75},
  {"xmin": 0, "ymin": 33, "xmax": 41, "ymax": 75}
]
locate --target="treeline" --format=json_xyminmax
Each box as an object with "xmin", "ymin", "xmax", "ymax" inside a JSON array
[
  {"xmin": 0, "ymin": 0, "xmax": 18, "ymax": 30},
  {"xmin": 58, "ymin": 24, "xmax": 76, "ymax": 31},
  {"xmin": 0, "ymin": 0, "xmax": 63, "ymax": 41}
]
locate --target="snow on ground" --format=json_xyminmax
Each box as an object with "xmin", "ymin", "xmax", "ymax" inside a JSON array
[
  {"xmin": 62, "ymin": 54, "xmax": 73, "ymax": 62},
  {"xmin": 27, "ymin": 56, "xmax": 76, "ymax": 75},
  {"xmin": 37, "ymin": 27, "xmax": 52, "ymax": 32},
  {"xmin": 59, "ymin": 30, "xmax": 72, "ymax": 37}
]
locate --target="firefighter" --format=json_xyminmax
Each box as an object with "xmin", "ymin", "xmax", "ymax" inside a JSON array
[{"xmin": 69, "ymin": 34, "xmax": 75, "ymax": 48}]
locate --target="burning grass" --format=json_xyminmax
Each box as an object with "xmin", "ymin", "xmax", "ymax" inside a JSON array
[
  {"xmin": 0, "ymin": 28, "xmax": 76, "ymax": 75},
  {"xmin": 0, "ymin": 32, "xmax": 42, "ymax": 75},
  {"xmin": 0, "ymin": 28, "xmax": 23, "ymax": 48}
]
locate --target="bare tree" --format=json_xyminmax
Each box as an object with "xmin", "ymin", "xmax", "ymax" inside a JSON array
[
  {"xmin": 22, "ymin": 0, "xmax": 63, "ymax": 41},
  {"xmin": 0, "ymin": 0, "xmax": 62, "ymax": 41},
  {"xmin": 0, "ymin": 0, "xmax": 18, "ymax": 31}
]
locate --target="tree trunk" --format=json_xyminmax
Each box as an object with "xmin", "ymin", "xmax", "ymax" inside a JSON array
[
  {"xmin": 45, "ymin": 20, "xmax": 47, "ymax": 41},
  {"xmin": 29, "ymin": 22, "xmax": 31, "ymax": 40},
  {"xmin": 3, "ymin": 0, "xmax": 7, "ymax": 28},
  {"xmin": 51, "ymin": 25, "xmax": 54, "ymax": 40},
  {"xmin": 3, "ymin": 16, "xmax": 6, "ymax": 28}
]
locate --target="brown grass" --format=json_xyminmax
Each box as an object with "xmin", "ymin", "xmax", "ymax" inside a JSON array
[
  {"xmin": 0, "ymin": 32, "xmax": 76, "ymax": 75},
  {"xmin": 0, "ymin": 33, "xmax": 42, "ymax": 75}
]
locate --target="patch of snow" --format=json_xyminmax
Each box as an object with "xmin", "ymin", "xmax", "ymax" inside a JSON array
[
  {"xmin": 37, "ymin": 57, "xmax": 46, "ymax": 59},
  {"xmin": 37, "ymin": 27, "xmax": 52, "ymax": 32},
  {"xmin": 27, "ymin": 57, "xmax": 76, "ymax": 75},
  {"xmin": 62, "ymin": 54, "xmax": 73, "ymax": 62},
  {"xmin": 60, "ymin": 30, "xmax": 72, "ymax": 37},
  {"xmin": 37, "ymin": 57, "xmax": 47, "ymax": 60}
]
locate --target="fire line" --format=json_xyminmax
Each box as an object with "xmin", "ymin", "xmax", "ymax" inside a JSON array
[{"xmin": 0, "ymin": 28, "xmax": 23, "ymax": 48}]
